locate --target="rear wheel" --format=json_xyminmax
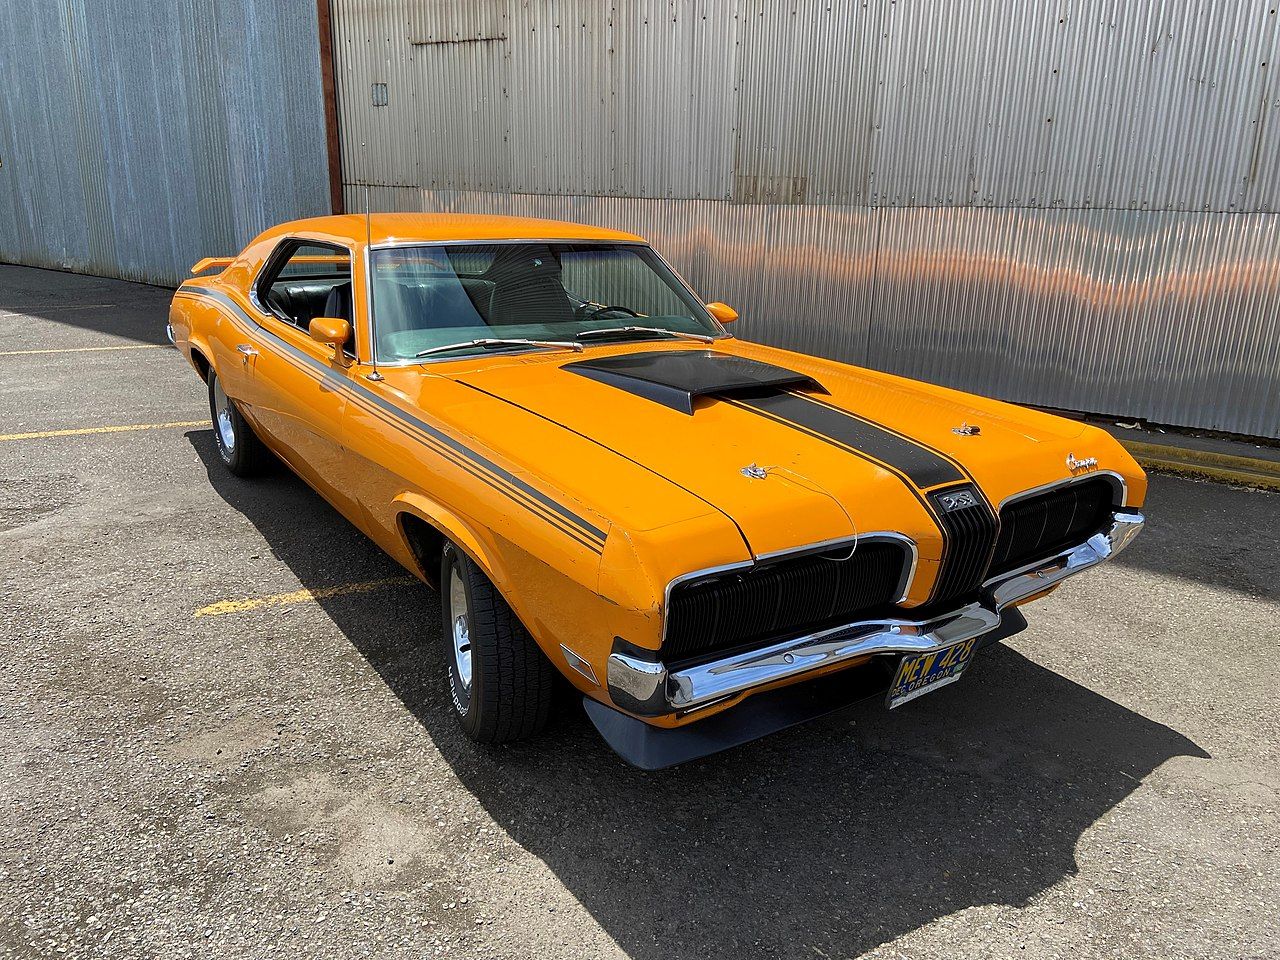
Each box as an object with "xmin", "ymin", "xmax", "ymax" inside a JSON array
[
  {"xmin": 207, "ymin": 369, "xmax": 269, "ymax": 477},
  {"xmin": 440, "ymin": 541, "xmax": 556, "ymax": 743}
]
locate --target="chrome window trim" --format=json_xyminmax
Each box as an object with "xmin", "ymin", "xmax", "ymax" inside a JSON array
[
  {"xmin": 369, "ymin": 237, "xmax": 654, "ymax": 250},
  {"xmin": 645, "ymin": 244, "xmax": 734, "ymax": 340},
  {"xmin": 660, "ymin": 531, "xmax": 921, "ymax": 646},
  {"xmin": 361, "ymin": 237, "xmax": 730, "ymax": 368},
  {"xmin": 250, "ymin": 236, "xmax": 359, "ymax": 361}
]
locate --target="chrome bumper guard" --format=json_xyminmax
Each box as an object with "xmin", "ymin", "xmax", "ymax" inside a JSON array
[{"xmin": 608, "ymin": 509, "xmax": 1145, "ymax": 717}]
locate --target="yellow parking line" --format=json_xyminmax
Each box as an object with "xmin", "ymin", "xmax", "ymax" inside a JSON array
[
  {"xmin": 0, "ymin": 420, "xmax": 205, "ymax": 442},
  {"xmin": 193, "ymin": 577, "xmax": 417, "ymax": 617},
  {"xmin": 0, "ymin": 344, "xmax": 170, "ymax": 356},
  {"xmin": 0, "ymin": 303, "xmax": 116, "ymax": 317}
]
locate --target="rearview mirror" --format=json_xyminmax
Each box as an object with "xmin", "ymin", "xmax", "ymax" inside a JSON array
[
  {"xmin": 705, "ymin": 301, "xmax": 738, "ymax": 324},
  {"xmin": 309, "ymin": 316, "xmax": 352, "ymax": 364}
]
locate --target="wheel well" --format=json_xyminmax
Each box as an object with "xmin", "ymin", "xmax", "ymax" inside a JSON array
[
  {"xmin": 399, "ymin": 513, "xmax": 445, "ymax": 590},
  {"xmin": 190, "ymin": 347, "xmax": 211, "ymax": 383}
]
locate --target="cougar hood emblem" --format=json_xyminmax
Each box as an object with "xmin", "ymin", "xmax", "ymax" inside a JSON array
[
  {"xmin": 740, "ymin": 463, "xmax": 769, "ymax": 480},
  {"xmin": 952, "ymin": 422, "xmax": 981, "ymax": 436},
  {"xmin": 1066, "ymin": 453, "xmax": 1098, "ymax": 473}
]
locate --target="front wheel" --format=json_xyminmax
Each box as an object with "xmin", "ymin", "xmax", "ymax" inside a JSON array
[
  {"xmin": 207, "ymin": 369, "xmax": 269, "ymax": 477},
  {"xmin": 440, "ymin": 541, "xmax": 556, "ymax": 743}
]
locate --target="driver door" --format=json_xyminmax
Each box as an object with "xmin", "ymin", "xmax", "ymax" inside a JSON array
[{"xmin": 245, "ymin": 239, "xmax": 360, "ymax": 517}]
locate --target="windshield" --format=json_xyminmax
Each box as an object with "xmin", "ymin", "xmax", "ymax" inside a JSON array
[{"xmin": 369, "ymin": 242, "xmax": 723, "ymax": 361}]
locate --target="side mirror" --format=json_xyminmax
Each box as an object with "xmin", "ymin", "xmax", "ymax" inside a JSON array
[
  {"xmin": 309, "ymin": 316, "xmax": 352, "ymax": 364},
  {"xmin": 705, "ymin": 301, "xmax": 738, "ymax": 325}
]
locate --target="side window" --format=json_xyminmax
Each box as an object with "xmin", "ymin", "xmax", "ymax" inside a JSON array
[{"xmin": 257, "ymin": 242, "xmax": 354, "ymax": 347}]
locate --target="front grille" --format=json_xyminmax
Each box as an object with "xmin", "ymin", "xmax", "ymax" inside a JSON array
[
  {"xmin": 989, "ymin": 476, "xmax": 1117, "ymax": 578},
  {"xmin": 927, "ymin": 485, "xmax": 999, "ymax": 605},
  {"xmin": 663, "ymin": 539, "xmax": 910, "ymax": 665}
]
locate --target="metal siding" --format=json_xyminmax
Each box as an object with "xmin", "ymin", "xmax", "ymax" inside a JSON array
[
  {"xmin": 734, "ymin": 0, "xmax": 883, "ymax": 205},
  {"xmin": 414, "ymin": 36, "xmax": 511, "ymax": 191},
  {"xmin": 3, "ymin": 0, "xmax": 1249, "ymax": 437},
  {"xmin": 866, "ymin": 207, "xmax": 1280, "ymax": 438},
  {"xmin": 505, "ymin": 2, "xmax": 614, "ymax": 196},
  {"xmin": 332, "ymin": 0, "xmax": 1280, "ymax": 438},
  {"xmin": 0, "ymin": 0, "xmax": 329, "ymax": 287},
  {"xmin": 872, "ymin": 0, "xmax": 1280, "ymax": 212},
  {"xmin": 602, "ymin": 1, "xmax": 740, "ymax": 200},
  {"xmin": 407, "ymin": 0, "xmax": 506, "ymax": 43},
  {"xmin": 333, "ymin": 0, "xmax": 421, "ymax": 188}
]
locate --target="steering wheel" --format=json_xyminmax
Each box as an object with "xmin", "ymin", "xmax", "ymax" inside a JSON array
[{"xmin": 576, "ymin": 302, "xmax": 640, "ymax": 322}]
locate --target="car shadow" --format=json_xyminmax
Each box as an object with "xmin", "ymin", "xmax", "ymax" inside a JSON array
[{"xmin": 188, "ymin": 432, "xmax": 1208, "ymax": 959}]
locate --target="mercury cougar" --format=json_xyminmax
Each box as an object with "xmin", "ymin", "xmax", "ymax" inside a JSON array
[{"xmin": 168, "ymin": 214, "xmax": 1146, "ymax": 768}]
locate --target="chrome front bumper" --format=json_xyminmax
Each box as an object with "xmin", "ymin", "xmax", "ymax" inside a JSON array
[{"xmin": 607, "ymin": 509, "xmax": 1144, "ymax": 717}]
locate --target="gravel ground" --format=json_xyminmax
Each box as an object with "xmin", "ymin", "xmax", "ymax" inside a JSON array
[{"xmin": 1, "ymin": 264, "xmax": 1277, "ymax": 960}]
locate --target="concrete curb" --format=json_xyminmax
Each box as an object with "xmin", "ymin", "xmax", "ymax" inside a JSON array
[{"xmin": 1118, "ymin": 438, "xmax": 1280, "ymax": 492}]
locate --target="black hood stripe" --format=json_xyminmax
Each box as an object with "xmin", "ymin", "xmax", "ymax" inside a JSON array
[
  {"xmin": 734, "ymin": 392, "xmax": 965, "ymax": 489},
  {"xmin": 794, "ymin": 390, "xmax": 970, "ymax": 484},
  {"xmin": 732, "ymin": 391, "xmax": 999, "ymax": 604}
]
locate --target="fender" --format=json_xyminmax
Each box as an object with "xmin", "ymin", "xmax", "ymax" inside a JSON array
[
  {"xmin": 177, "ymin": 295, "xmax": 268, "ymax": 437},
  {"xmin": 392, "ymin": 491, "xmax": 506, "ymax": 590},
  {"xmin": 168, "ymin": 296, "xmax": 205, "ymax": 378},
  {"xmin": 186, "ymin": 336, "xmax": 215, "ymax": 381},
  {"xmin": 390, "ymin": 491, "xmax": 605, "ymax": 691}
]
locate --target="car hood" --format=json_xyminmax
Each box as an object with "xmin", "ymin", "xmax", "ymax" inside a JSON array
[{"xmin": 444, "ymin": 340, "xmax": 1119, "ymax": 562}]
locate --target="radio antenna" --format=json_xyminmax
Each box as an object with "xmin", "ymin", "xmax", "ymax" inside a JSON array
[{"xmin": 363, "ymin": 180, "xmax": 383, "ymax": 381}]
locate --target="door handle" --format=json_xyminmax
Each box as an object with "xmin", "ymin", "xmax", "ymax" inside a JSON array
[{"xmin": 236, "ymin": 344, "xmax": 259, "ymax": 362}]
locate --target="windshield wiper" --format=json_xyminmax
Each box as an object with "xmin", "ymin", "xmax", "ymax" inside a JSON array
[
  {"xmin": 575, "ymin": 326, "xmax": 715, "ymax": 344},
  {"xmin": 415, "ymin": 337, "xmax": 584, "ymax": 359}
]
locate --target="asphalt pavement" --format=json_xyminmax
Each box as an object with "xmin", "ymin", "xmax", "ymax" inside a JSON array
[{"xmin": 1, "ymin": 264, "xmax": 1277, "ymax": 960}]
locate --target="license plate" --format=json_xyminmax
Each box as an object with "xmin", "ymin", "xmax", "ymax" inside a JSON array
[{"xmin": 887, "ymin": 637, "xmax": 979, "ymax": 709}]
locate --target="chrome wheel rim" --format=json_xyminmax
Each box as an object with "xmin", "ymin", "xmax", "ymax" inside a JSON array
[
  {"xmin": 212, "ymin": 377, "xmax": 236, "ymax": 453},
  {"xmin": 449, "ymin": 565, "xmax": 473, "ymax": 697}
]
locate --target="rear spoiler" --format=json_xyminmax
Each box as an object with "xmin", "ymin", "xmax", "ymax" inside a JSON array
[{"xmin": 191, "ymin": 257, "xmax": 235, "ymax": 275}]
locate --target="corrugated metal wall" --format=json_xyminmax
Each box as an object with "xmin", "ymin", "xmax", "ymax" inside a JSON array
[
  {"xmin": 331, "ymin": 0, "xmax": 1280, "ymax": 438},
  {"xmin": 0, "ymin": 0, "xmax": 331, "ymax": 288}
]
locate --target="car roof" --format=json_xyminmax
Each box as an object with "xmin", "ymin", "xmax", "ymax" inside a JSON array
[{"xmin": 260, "ymin": 213, "xmax": 646, "ymax": 247}]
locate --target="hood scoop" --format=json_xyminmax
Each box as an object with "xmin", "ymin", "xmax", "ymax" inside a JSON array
[{"xmin": 564, "ymin": 349, "xmax": 825, "ymax": 414}]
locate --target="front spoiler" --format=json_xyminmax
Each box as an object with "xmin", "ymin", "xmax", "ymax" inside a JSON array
[{"xmin": 585, "ymin": 608, "xmax": 1027, "ymax": 770}]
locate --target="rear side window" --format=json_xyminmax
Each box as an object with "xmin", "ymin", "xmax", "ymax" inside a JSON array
[{"xmin": 257, "ymin": 241, "xmax": 354, "ymax": 337}]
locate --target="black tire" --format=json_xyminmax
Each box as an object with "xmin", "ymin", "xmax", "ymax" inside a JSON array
[
  {"xmin": 440, "ymin": 540, "xmax": 556, "ymax": 743},
  {"xmin": 207, "ymin": 369, "xmax": 269, "ymax": 477}
]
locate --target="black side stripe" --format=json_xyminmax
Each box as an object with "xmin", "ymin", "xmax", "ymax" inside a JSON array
[
  {"xmin": 175, "ymin": 288, "xmax": 607, "ymax": 551},
  {"xmin": 349, "ymin": 391, "xmax": 605, "ymax": 554},
  {"xmin": 734, "ymin": 391, "xmax": 965, "ymax": 489}
]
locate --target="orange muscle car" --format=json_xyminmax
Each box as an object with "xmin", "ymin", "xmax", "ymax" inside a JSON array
[{"xmin": 169, "ymin": 214, "xmax": 1145, "ymax": 768}]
